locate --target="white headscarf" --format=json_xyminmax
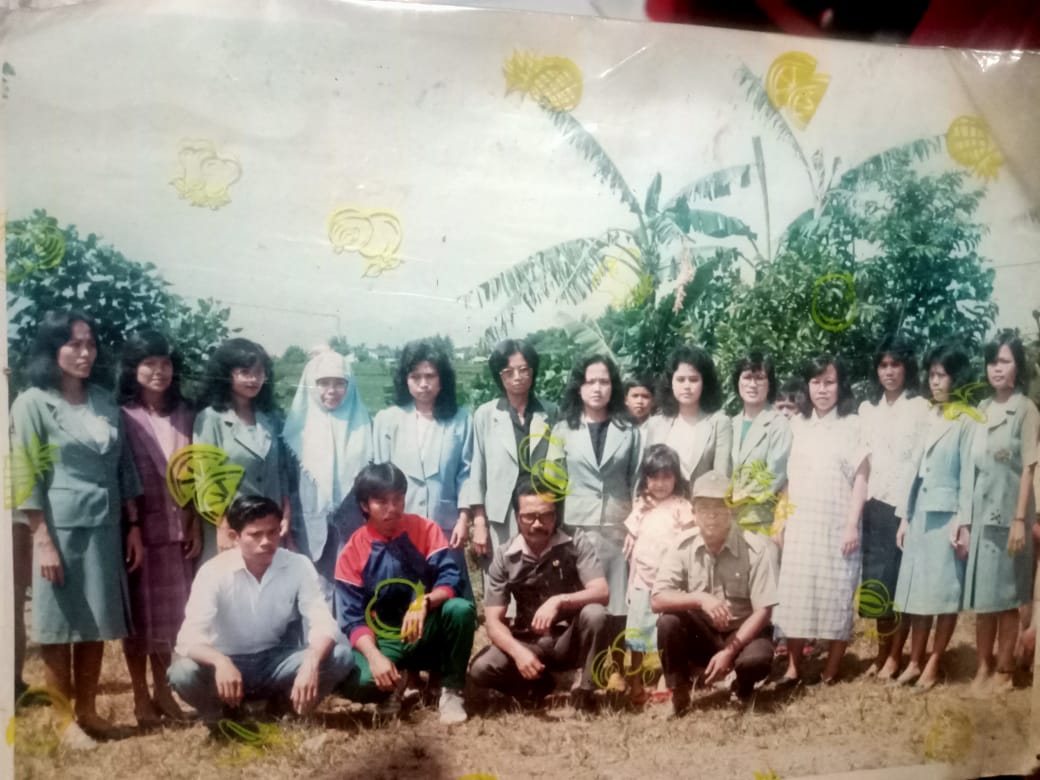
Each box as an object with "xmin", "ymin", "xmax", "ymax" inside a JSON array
[{"xmin": 282, "ymin": 348, "xmax": 372, "ymax": 516}]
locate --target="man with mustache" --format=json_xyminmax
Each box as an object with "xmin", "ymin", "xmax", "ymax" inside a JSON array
[{"xmin": 469, "ymin": 481, "xmax": 611, "ymax": 713}]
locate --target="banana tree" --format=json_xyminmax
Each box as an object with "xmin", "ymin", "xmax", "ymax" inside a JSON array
[{"xmin": 462, "ymin": 106, "xmax": 762, "ymax": 344}]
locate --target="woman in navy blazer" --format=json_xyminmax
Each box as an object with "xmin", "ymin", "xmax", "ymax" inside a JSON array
[
  {"xmin": 193, "ymin": 338, "xmax": 291, "ymax": 561},
  {"xmin": 11, "ymin": 310, "xmax": 142, "ymax": 738},
  {"xmin": 548, "ymin": 354, "xmax": 640, "ymax": 617}
]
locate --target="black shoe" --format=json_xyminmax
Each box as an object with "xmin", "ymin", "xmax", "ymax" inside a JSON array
[
  {"xmin": 670, "ymin": 685, "xmax": 692, "ymax": 718},
  {"xmin": 570, "ymin": 688, "xmax": 599, "ymax": 714}
]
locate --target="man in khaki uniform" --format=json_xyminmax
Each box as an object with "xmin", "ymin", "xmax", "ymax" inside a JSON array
[{"xmin": 652, "ymin": 470, "xmax": 778, "ymax": 715}]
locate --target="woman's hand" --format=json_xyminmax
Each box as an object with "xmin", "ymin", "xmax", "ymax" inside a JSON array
[
  {"xmin": 1008, "ymin": 518, "xmax": 1027, "ymax": 556},
  {"xmin": 216, "ymin": 518, "xmax": 235, "ymax": 552},
  {"xmin": 34, "ymin": 529, "xmax": 64, "ymax": 586},
  {"xmin": 471, "ymin": 516, "xmax": 490, "ymax": 556},
  {"xmin": 125, "ymin": 525, "xmax": 144, "ymax": 573},
  {"xmin": 948, "ymin": 518, "xmax": 970, "ymax": 560},
  {"xmin": 183, "ymin": 514, "xmax": 202, "ymax": 559},
  {"xmin": 840, "ymin": 522, "xmax": 860, "ymax": 557},
  {"xmin": 449, "ymin": 515, "xmax": 469, "ymax": 549},
  {"xmin": 895, "ymin": 518, "xmax": 909, "ymax": 551}
]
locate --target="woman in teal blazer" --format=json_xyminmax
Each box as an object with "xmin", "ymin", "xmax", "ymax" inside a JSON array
[
  {"xmin": 193, "ymin": 338, "xmax": 290, "ymax": 562},
  {"xmin": 11, "ymin": 310, "xmax": 142, "ymax": 738},
  {"xmin": 965, "ymin": 333, "xmax": 1039, "ymax": 693},
  {"xmin": 548, "ymin": 354, "xmax": 640, "ymax": 616}
]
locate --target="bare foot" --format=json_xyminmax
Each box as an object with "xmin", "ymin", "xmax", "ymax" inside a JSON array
[
  {"xmin": 894, "ymin": 663, "xmax": 921, "ymax": 686},
  {"xmin": 969, "ymin": 666, "xmax": 993, "ymax": 696},
  {"xmin": 877, "ymin": 657, "xmax": 900, "ymax": 681},
  {"xmin": 152, "ymin": 688, "xmax": 190, "ymax": 722},
  {"xmin": 991, "ymin": 671, "xmax": 1014, "ymax": 693},
  {"xmin": 75, "ymin": 710, "xmax": 117, "ymax": 740}
]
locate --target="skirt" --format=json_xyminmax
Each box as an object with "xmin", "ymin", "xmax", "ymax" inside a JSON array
[
  {"xmin": 859, "ymin": 499, "xmax": 902, "ymax": 619},
  {"xmin": 32, "ymin": 524, "xmax": 131, "ymax": 644},
  {"xmin": 964, "ymin": 522, "xmax": 1034, "ymax": 613},
  {"xmin": 624, "ymin": 587, "xmax": 657, "ymax": 652},
  {"xmin": 893, "ymin": 509, "xmax": 964, "ymax": 615},
  {"xmin": 574, "ymin": 526, "xmax": 628, "ymax": 616},
  {"xmin": 125, "ymin": 541, "xmax": 194, "ymax": 655}
]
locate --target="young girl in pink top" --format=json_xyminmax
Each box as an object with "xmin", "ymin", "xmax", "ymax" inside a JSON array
[{"xmin": 622, "ymin": 444, "xmax": 695, "ymax": 704}]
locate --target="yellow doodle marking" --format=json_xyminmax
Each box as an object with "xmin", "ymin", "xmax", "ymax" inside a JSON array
[
  {"xmin": 946, "ymin": 116, "xmax": 1003, "ymax": 180},
  {"xmin": 810, "ymin": 272, "xmax": 857, "ymax": 332},
  {"xmin": 753, "ymin": 771, "xmax": 782, "ymax": 780},
  {"xmin": 765, "ymin": 51, "xmax": 829, "ymax": 129},
  {"xmin": 592, "ymin": 628, "xmax": 658, "ymax": 689},
  {"xmin": 164, "ymin": 444, "xmax": 244, "ymax": 525},
  {"xmin": 518, "ymin": 426, "xmax": 570, "ymax": 503},
  {"xmin": 5, "ymin": 217, "xmax": 67, "ymax": 283},
  {"xmin": 504, "ymin": 51, "xmax": 583, "ymax": 112},
  {"xmin": 4, "ymin": 435, "xmax": 60, "ymax": 509},
  {"xmin": 922, "ymin": 708, "xmax": 974, "ymax": 763},
  {"xmin": 327, "ymin": 206, "xmax": 404, "ymax": 278},
  {"xmin": 458, "ymin": 775, "xmax": 500, "ymax": 780},
  {"xmin": 171, "ymin": 139, "xmax": 242, "ymax": 209},
  {"xmin": 215, "ymin": 720, "xmax": 289, "ymax": 768},
  {"xmin": 930, "ymin": 381, "xmax": 988, "ymax": 424},
  {"xmin": 5, "ymin": 716, "xmax": 14, "ymax": 746},
  {"xmin": 365, "ymin": 578, "xmax": 426, "ymax": 641}
]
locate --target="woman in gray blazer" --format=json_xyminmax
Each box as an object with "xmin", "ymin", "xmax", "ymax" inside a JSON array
[
  {"xmin": 548, "ymin": 354, "xmax": 640, "ymax": 616},
  {"xmin": 193, "ymin": 338, "xmax": 290, "ymax": 562},
  {"xmin": 11, "ymin": 310, "xmax": 142, "ymax": 738},
  {"xmin": 462, "ymin": 339, "xmax": 557, "ymax": 570}
]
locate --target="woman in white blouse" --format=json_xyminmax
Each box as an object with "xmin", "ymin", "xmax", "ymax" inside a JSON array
[
  {"xmin": 645, "ymin": 345, "xmax": 732, "ymax": 489},
  {"xmin": 857, "ymin": 335, "xmax": 929, "ymax": 680}
]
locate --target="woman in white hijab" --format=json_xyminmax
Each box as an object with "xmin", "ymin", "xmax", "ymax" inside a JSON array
[{"xmin": 283, "ymin": 347, "xmax": 373, "ymax": 595}]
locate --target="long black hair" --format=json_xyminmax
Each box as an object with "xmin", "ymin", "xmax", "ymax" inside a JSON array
[
  {"xmin": 392, "ymin": 339, "xmax": 458, "ymax": 421},
  {"xmin": 636, "ymin": 443, "xmax": 689, "ymax": 499},
  {"xmin": 198, "ymin": 338, "xmax": 276, "ymax": 413},
  {"xmin": 923, "ymin": 343, "xmax": 974, "ymax": 401},
  {"xmin": 801, "ymin": 354, "xmax": 856, "ymax": 417},
  {"xmin": 868, "ymin": 334, "xmax": 920, "ymax": 402},
  {"xmin": 984, "ymin": 330, "xmax": 1028, "ymax": 390},
  {"xmin": 730, "ymin": 350, "xmax": 777, "ymax": 405},
  {"xmin": 26, "ymin": 309, "xmax": 101, "ymax": 391},
  {"xmin": 559, "ymin": 354, "xmax": 627, "ymax": 429},
  {"xmin": 117, "ymin": 330, "xmax": 186, "ymax": 410},
  {"xmin": 487, "ymin": 338, "xmax": 540, "ymax": 397},
  {"xmin": 658, "ymin": 345, "xmax": 723, "ymax": 416}
]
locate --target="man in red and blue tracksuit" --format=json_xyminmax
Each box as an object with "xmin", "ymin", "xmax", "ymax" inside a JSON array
[{"xmin": 335, "ymin": 462, "xmax": 476, "ymax": 724}]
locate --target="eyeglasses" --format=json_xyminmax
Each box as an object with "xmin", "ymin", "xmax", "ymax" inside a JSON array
[
  {"xmin": 740, "ymin": 373, "xmax": 769, "ymax": 384},
  {"xmin": 517, "ymin": 510, "xmax": 556, "ymax": 525},
  {"xmin": 500, "ymin": 366, "xmax": 531, "ymax": 379}
]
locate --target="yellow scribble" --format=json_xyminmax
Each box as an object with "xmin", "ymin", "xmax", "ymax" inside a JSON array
[
  {"xmin": 946, "ymin": 116, "xmax": 1003, "ymax": 180},
  {"xmin": 592, "ymin": 628, "xmax": 658, "ymax": 688},
  {"xmin": 327, "ymin": 206, "xmax": 404, "ymax": 277},
  {"xmin": 165, "ymin": 444, "xmax": 244, "ymax": 525},
  {"xmin": 754, "ymin": 771, "xmax": 782, "ymax": 780},
  {"xmin": 765, "ymin": 51, "xmax": 829, "ymax": 129},
  {"xmin": 922, "ymin": 708, "xmax": 974, "ymax": 763},
  {"xmin": 215, "ymin": 720, "xmax": 291, "ymax": 768},
  {"xmin": 504, "ymin": 51, "xmax": 583, "ymax": 112},
  {"xmin": 5, "ymin": 716, "xmax": 14, "ymax": 746},
  {"xmin": 4, "ymin": 435, "xmax": 60, "ymax": 509},
  {"xmin": 171, "ymin": 139, "xmax": 242, "ymax": 209},
  {"xmin": 810, "ymin": 272, "xmax": 857, "ymax": 332}
]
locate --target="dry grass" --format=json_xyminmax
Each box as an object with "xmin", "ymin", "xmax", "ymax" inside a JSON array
[{"xmin": 13, "ymin": 614, "xmax": 1037, "ymax": 780}]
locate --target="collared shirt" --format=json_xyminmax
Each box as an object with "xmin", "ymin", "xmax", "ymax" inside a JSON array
[
  {"xmin": 176, "ymin": 547, "xmax": 338, "ymax": 657},
  {"xmin": 859, "ymin": 394, "xmax": 929, "ymax": 507},
  {"xmin": 485, "ymin": 529, "xmax": 604, "ymax": 635},
  {"xmin": 652, "ymin": 522, "xmax": 778, "ymax": 632}
]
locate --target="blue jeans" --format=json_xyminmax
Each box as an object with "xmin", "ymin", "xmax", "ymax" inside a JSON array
[{"xmin": 168, "ymin": 643, "xmax": 355, "ymax": 722}]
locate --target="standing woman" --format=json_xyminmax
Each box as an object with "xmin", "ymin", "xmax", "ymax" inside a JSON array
[
  {"xmin": 373, "ymin": 340, "xmax": 473, "ymax": 595},
  {"xmin": 283, "ymin": 347, "xmax": 373, "ymax": 596},
  {"xmin": 117, "ymin": 330, "xmax": 200, "ymax": 726},
  {"xmin": 728, "ymin": 350, "xmax": 792, "ymax": 537},
  {"xmin": 891, "ymin": 344, "xmax": 974, "ymax": 690},
  {"xmin": 11, "ymin": 311, "xmax": 142, "ymax": 737},
  {"xmin": 645, "ymin": 346, "xmax": 731, "ymax": 487},
  {"xmin": 965, "ymin": 332, "xmax": 1039, "ymax": 692},
  {"xmin": 774, "ymin": 355, "xmax": 869, "ymax": 685},
  {"xmin": 194, "ymin": 338, "xmax": 290, "ymax": 561},
  {"xmin": 548, "ymin": 354, "xmax": 640, "ymax": 623},
  {"xmin": 858, "ymin": 335, "xmax": 930, "ymax": 680},
  {"xmin": 462, "ymin": 339, "xmax": 556, "ymax": 570}
]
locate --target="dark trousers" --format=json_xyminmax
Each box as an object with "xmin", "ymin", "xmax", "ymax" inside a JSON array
[
  {"xmin": 469, "ymin": 603, "xmax": 610, "ymax": 698},
  {"xmin": 658, "ymin": 610, "xmax": 774, "ymax": 696}
]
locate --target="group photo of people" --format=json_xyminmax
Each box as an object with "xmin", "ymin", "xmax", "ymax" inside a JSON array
[{"xmin": 10, "ymin": 308, "xmax": 1039, "ymax": 752}]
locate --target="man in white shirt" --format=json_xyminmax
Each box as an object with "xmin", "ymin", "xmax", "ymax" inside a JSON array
[{"xmin": 168, "ymin": 495, "xmax": 355, "ymax": 727}]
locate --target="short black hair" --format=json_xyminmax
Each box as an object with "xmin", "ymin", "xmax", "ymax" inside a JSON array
[
  {"xmin": 488, "ymin": 339, "xmax": 540, "ymax": 396},
  {"xmin": 27, "ymin": 310, "xmax": 101, "ymax": 391},
  {"xmin": 730, "ymin": 350, "xmax": 777, "ymax": 404},
  {"xmin": 776, "ymin": 376, "xmax": 805, "ymax": 403},
  {"xmin": 869, "ymin": 334, "xmax": 920, "ymax": 402},
  {"xmin": 227, "ymin": 495, "xmax": 282, "ymax": 533},
  {"xmin": 800, "ymin": 354, "xmax": 856, "ymax": 417},
  {"xmin": 354, "ymin": 462, "xmax": 408, "ymax": 518},
  {"xmin": 923, "ymin": 343, "xmax": 974, "ymax": 399},
  {"xmin": 558, "ymin": 354, "xmax": 628, "ymax": 429},
  {"xmin": 198, "ymin": 338, "xmax": 276, "ymax": 413},
  {"xmin": 624, "ymin": 374, "xmax": 656, "ymax": 394},
  {"xmin": 117, "ymin": 330, "xmax": 186, "ymax": 410},
  {"xmin": 392, "ymin": 340, "xmax": 458, "ymax": 421},
  {"xmin": 511, "ymin": 478, "xmax": 562, "ymax": 521},
  {"xmin": 658, "ymin": 345, "xmax": 723, "ymax": 415},
  {"xmin": 984, "ymin": 330, "xmax": 1028, "ymax": 390},
  {"xmin": 636, "ymin": 444, "xmax": 689, "ymax": 499}
]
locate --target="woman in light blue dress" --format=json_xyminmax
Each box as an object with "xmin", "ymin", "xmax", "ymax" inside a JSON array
[
  {"xmin": 964, "ymin": 332, "xmax": 1039, "ymax": 693},
  {"xmin": 193, "ymin": 338, "xmax": 290, "ymax": 561},
  {"xmin": 892, "ymin": 344, "xmax": 974, "ymax": 690},
  {"xmin": 283, "ymin": 347, "xmax": 373, "ymax": 596},
  {"xmin": 11, "ymin": 310, "xmax": 142, "ymax": 738}
]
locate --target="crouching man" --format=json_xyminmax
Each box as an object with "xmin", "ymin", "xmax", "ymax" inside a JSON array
[
  {"xmin": 652, "ymin": 471, "xmax": 778, "ymax": 715},
  {"xmin": 469, "ymin": 482, "xmax": 611, "ymax": 712},
  {"xmin": 169, "ymin": 496, "xmax": 355, "ymax": 729},
  {"xmin": 334, "ymin": 462, "xmax": 476, "ymax": 724}
]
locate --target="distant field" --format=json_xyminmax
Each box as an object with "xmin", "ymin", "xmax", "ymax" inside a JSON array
[{"xmin": 346, "ymin": 360, "xmax": 488, "ymax": 415}]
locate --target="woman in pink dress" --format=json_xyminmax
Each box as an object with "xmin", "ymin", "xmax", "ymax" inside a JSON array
[{"xmin": 118, "ymin": 331, "xmax": 200, "ymax": 727}]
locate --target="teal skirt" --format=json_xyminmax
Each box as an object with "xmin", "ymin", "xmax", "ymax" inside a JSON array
[{"xmin": 32, "ymin": 523, "xmax": 131, "ymax": 643}]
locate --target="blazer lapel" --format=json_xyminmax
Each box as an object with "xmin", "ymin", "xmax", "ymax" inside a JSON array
[
  {"xmin": 493, "ymin": 405, "xmax": 519, "ymax": 464},
  {"xmin": 598, "ymin": 420, "xmax": 626, "ymax": 469},
  {"xmin": 228, "ymin": 409, "xmax": 271, "ymax": 459},
  {"xmin": 738, "ymin": 411, "xmax": 771, "ymax": 462},
  {"xmin": 123, "ymin": 404, "xmax": 169, "ymax": 478},
  {"xmin": 924, "ymin": 411, "xmax": 955, "ymax": 454},
  {"xmin": 47, "ymin": 388, "xmax": 115, "ymax": 454}
]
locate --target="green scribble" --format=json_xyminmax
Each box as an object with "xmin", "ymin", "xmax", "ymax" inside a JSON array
[
  {"xmin": 855, "ymin": 579, "xmax": 902, "ymax": 636},
  {"xmin": 5, "ymin": 435, "xmax": 60, "ymax": 509},
  {"xmin": 517, "ymin": 425, "xmax": 571, "ymax": 503},
  {"xmin": 725, "ymin": 460, "xmax": 777, "ymax": 509},
  {"xmin": 364, "ymin": 578, "xmax": 425, "ymax": 641},
  {"xmin": 5, "ymin": 216, "xmax": 66, "ymax": 283},
  {"xmin": 165, "ymin": 443, "xmax": 244, "ymax": 525},
  {"xmin": 810, "ymin": 272, "xmax": 857, "ymax": 332}
]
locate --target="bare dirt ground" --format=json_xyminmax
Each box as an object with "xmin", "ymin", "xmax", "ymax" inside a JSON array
[{"xmin": 12, "ymin": 613, "xmax": 1038, "ymax": 780}]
